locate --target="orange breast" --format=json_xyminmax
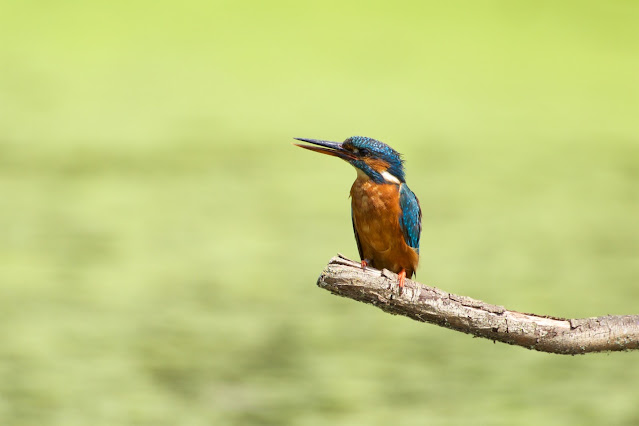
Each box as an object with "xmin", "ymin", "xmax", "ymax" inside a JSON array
[{"xmin": 350, "ymin": 178, "xmax": 419, "ymax": 277}]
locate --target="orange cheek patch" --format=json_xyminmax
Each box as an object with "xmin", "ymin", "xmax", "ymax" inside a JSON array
[{"xmin": 364, "ymin": 158, "xmax": 390, "ymax": 173}]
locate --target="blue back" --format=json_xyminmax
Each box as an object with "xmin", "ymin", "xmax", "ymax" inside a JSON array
[{"xmin": 398, "ymin": 183, "xmax": 422, "ymax": 253}]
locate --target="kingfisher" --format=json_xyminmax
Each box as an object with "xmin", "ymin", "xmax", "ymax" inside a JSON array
[{"xmin": 294, "ymin": 136, "xmax": 422, "ymax": 288}]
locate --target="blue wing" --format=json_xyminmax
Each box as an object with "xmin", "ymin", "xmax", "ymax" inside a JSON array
[
  {"xmin": 351, "ymin": 208, "xmax": 364, "ymax": 260},
  {"xmin": 399, "ymin": 184, "xmax": 422, "ymax": 253}
]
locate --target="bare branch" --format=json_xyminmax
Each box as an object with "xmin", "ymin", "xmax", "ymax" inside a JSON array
[{"xmin": 317, "ymin": 255, "xmax": 639, "ymax": 355}]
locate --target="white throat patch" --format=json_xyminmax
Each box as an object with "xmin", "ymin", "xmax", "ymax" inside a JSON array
[
  {"xmin": 355, "ymin": 167, "xmax": 401, "ymax": 184},
  {"xmin": 381, "ymin": 171, "xmax": 401, "ymax": 184}
]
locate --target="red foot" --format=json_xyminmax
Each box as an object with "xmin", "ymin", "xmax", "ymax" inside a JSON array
[
  {"xmin": 360, "ymin": 259, "xmax": 369, "ymax": 270},
  {"xmin": 398, "ymin": 269, "xmax": 406, "ymax": 288}
]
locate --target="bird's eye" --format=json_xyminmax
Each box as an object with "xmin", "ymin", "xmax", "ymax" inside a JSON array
[{"xmin": 359, "ymin": 148, "xmax": 369, "ymax": 157}]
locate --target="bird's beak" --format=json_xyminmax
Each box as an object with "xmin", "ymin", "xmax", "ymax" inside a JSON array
[{"xmin": 294, "ymin": 138, "xmax": 356, "ymax": 161}]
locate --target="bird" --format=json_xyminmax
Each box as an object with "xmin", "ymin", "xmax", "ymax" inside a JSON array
[{"xmin": 294, "ymin": 136, "xmax": 421, "ymax": 288}]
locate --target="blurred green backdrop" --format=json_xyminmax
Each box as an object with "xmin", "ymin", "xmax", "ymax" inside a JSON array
[{"xmin": 1, "ymin": 1, "xmax": 638, "ymax": 425}]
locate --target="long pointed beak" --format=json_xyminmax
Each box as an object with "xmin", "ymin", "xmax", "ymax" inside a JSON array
[{"xmin": 294, "ymin": 138, "xmax": 356, "ymax": 161}]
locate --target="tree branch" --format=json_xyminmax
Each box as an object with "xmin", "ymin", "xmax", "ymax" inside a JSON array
[{"xmin": 317, "ymin": 255, "xmax": 639, "ymax": 355}]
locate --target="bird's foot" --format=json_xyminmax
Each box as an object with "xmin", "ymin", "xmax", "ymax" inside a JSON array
[
  {"xmin": 398, "ymin": 269, "xmax": 406, "ymax": 289},
  {"xmin": 360, "ymin": 259, "xmax": 371, "ymax": 271}
]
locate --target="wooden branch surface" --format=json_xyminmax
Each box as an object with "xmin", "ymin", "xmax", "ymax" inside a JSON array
[{"xmin": 317, "ymin": 255, "xmax": 639, "ymax": 355}]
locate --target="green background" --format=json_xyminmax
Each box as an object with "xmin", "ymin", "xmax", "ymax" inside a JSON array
[{"xmin": 1, "ymin": 1, "xmax": 638, "ymax": 424}]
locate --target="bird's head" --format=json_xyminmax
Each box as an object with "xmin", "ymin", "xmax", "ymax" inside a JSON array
[{"xmin": 294, "ymin": 136, "xmax": 405, "ymax": 184}]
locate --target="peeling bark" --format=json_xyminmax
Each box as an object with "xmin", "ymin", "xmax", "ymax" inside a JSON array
[{"xmin": 317, "ymin": 255, "xmax": 639, "ymax": 355}]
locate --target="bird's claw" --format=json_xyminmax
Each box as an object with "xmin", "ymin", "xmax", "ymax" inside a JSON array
[
  {"xmin": 398, "ymin": 269, "xmax": 406, "ymax": 289},
  {"xmin": 397, "ymin": 269, "xmax": 407, "ymax": 295},
  {"xmin": 360, "ymin": 259, "xmax": 370, "ymax": 271}
]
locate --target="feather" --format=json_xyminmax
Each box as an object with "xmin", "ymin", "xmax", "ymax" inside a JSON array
[
  {"xmin": 351, "ymin": 208, "xmax": 364, "ymax": 260},
  {"xmin": 398, "ymin": 183, "xmax": 422, "ymax": 253}
]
